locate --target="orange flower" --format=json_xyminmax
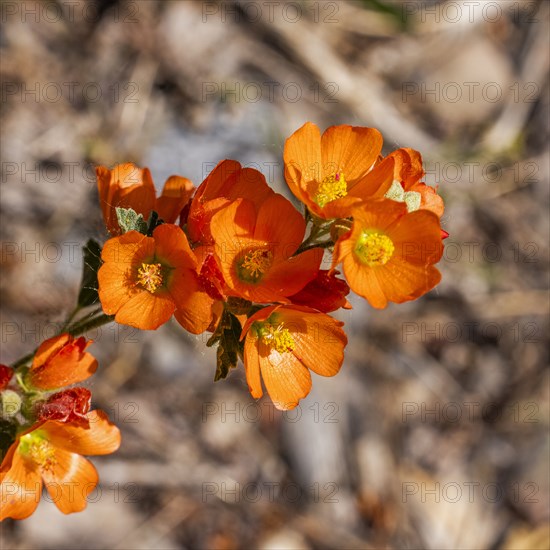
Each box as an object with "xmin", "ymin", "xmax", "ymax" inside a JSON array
[
  {"xmin": 97, "ymin": 163, "xmax": 194, "ymax": 235},
  {"xmin": 0, "ymin": 410, "xmax": 120, "ymax": 520},
  {"xmin": 98, "ymin": 224, "xmax": 213, "ymax": 332},
  {"xmin": 241, "ymin": 305, "xmax": 347, "ymax": 410},
  {"xmin": 283, "ymin": 122, "xmax": 394, "ymax": 219},
  {"xmin": 333, "ymin": 200, "xmax": 443, "ymax": 308},
  {"xmin": 386, "ymin": 148, "xmax": 444, "ymax": 218},
  {"xmin": 210, "ymin": 194, "xmax": 322, "ymax": 303},
  {"xmin": 27, "ymin": 334, "xmax": 97, "ymax": 390},
  {"xmin": 187, "ymin": 160, "xmax": 274, "ymax": 246}
]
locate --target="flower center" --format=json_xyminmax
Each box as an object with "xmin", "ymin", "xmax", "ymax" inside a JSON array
[
  {"xmin": 314, "ymin": 172, "xmax": 347, "ymax": 207},
  {"xmin": 354, "ymin": 231, "xmax": 395, "ymax": 266},
  {"xmin": 19, "ymin": 433, "xmax": 56, "ymax": 473},
  {"xmin": 137, "ymin": 262, "xmax": 163, "ymax": 293},
  {"xmin": 260, "ymin": 324, "xmax": 296, "ymax": 353},
  {"xmin": 238, "ymin": 249, "xmax": 273, "ymax": 283}
]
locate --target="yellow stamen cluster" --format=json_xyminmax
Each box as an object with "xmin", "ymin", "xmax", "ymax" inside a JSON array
[
  {"xmin": 314, "ymin": 172, "xmax": 347, "ymax": 207},
  {"xmin": 239, "ymin": 249, "xmax": 273, "ymax": 282},
  {"xmin": 355, "ymin": 231, "xmax": 395, "ymax": 266},
  {"xmin": 20, "ymin": 433, "xmax": 56, "ymax": 473},
  {"xmin": 137, "ymin": 262, "xmax": 163, "ymax": 293},
  {"xmin": 261, "ymin": 324, "xmax": 296, "ymax": 353}
]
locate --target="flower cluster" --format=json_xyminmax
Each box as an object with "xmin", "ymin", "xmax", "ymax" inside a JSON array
[
  {"xmin": 97, "ymin": 122, "xmax": 446, "ymax": 409},
  {"xmin": 1, "ymin": 122, "xmax": 445, "ymax": 520},
  {"xmin": 0, "ymin": 335, "xmax": 120, "ymax": 520}
]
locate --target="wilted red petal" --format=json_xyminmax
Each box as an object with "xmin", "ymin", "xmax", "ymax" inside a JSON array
[
  {"xmin": 289, "ymin": 270, "xmax": 351, "ymax": 313},
  {"xmin": 0, "ymin": 365, "xmax": 14, "ymax": 390},
  {"xmin": 198, "ymin": 253, "xmax": 226, "ymax": 301},
  {"xmin": 37, "ymin": 388, "xmax": 92, "ymax": 427}
]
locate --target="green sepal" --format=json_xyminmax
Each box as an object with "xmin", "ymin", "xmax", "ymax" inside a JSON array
[
  {"xmin": 0, "ymin": 420, "xmax": 17, "ymax": 461},
  {"xmin": 77, "ymin": 239, "xmax": 102, "ymax": 308}
]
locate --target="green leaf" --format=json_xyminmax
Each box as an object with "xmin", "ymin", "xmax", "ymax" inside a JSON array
[
  {"xmin": 146, "ymin": 210, "xmax": 164, "ymax": 236},
  {"xmin": 215, "ymin": 339, "xmax": 238, "ymax": 381},
  {"xmin": 213, "ymin": 311, "xmax": 244, "ymax": 381},
  {"xmin": 77, "ymin": 239, "xmax": 102, "ymax": 307},
  {"xmin": 116, "ymin": 207, "xmax": 148, "ymax": 234}
]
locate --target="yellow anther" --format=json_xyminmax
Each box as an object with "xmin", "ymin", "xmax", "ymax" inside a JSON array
[
  {"xmin": 261, "ymin": 324, "xmax": 296, "ymax": 353},
  {"xmin": 355, "ymin": 231, "xmax": 395, "ymax": 266},
  {"xmin": 239, "ymin": 249, "xmax": 273, "ymax": 282},
  {"xmin": 137, "ymin": 262, "xmax": 163, "ymax": 293},
  {"xmin": 314, "ymin": 172, "xmax": 347, "ymax": 207},
  {"xmin": 20, "ymin": 433, "xmax": 56, "ymax": 473}
]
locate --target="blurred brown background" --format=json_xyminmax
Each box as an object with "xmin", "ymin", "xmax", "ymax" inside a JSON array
[{"xmin": 1, "ymin": 1, "xmax": 549, "ymax": 548}]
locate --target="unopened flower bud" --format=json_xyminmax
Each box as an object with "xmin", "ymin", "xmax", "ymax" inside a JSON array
[{"xmin": 1, "ymin": 389, "xmax": 22, "ymax": 418}]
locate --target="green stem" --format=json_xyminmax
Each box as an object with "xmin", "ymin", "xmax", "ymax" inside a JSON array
[
  {"xmin": 65, "ymin": 312, "xmax": 114, "ymax": 337},
  {"xmin": 59, "ymin": 304, "xmax": 82, "ymax": 332},
  {"xmin": 10, "ymin": 310, "xmax": 114, "ymax": 370},
  {"xmin": 296, "ymin": 240, "xmax": 334, "ymax": 254},
  {"xmin": 11, "ymin": 352, "xmax": 35, "ymax": 370}
]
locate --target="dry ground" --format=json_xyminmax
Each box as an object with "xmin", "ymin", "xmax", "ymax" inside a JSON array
[{"xmin": 1, "ymin": 1, "xmax": 548, "ymax": 548}]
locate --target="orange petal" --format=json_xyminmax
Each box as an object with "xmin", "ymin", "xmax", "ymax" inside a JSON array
[
  {"xmin": 211, "ymin": 198, "xmax": 257, "ymax": 243},
  {"xmin": 321, "ymin": 125, "xmax": 383, "ymax": 184},
  {"xmin": 194, "ymin": 160, "xmax": 242, "ymax": 203},
  {"xmin": 342, "ymin": 251, "xmax": 389, "ymax": 308},
  {"xmin": 31, "ymin": 333, "xmax": 72, "ymax": 370},
  {"xmin": 190, "ymin": 165, "xmax": 273, "ymax": 245},
  {"xmin": 283, "ymin": 122, "xmax": 322, "ymax": 204},
  {"xmin": 345, "ymin": 155, "xmax": 395, "ymax": 200},
  {"xmin": 263, "ymin": 249, "xmax": 322, "ymax": 297},
  {"xmin": 96, "ymin": 165, "xmax": 114, "ymax": 232},
  {"xmin": 97, "ymin": 261, "xmax": 142, "ymax": 315},
  {"xmin": 409, "ymin": 182, "xmax": 445, "ymax": 218},
  {"xmin": 226, "ymin": 167, "xmax": 274, "ymax": 205},
  {"xmin": 253, "ymin": 194, "xmax": 305, "ymax": 260},
  {"xmin": 188, "ymin": 197, "xmax": 231, "ymax": 245},
  {"xmin": 101, "ymin": 164, "xmax": 156, "ymax": 235},
  {"xmin": 172, "ymin": 270, "xmax": 217, "ymax": 335},
  {"xmin": 274, "ymin": 308, "xmax": 346, "ymax": 377},
  {"xmin": 29, "ymin": 336, "xmax": 97, "ymax": 390},
  {"xmin": 153, "ymin": 224, "xmax": 197, "ymax": 270},
  {"xmin": 42, "ymin": 450, "xmax": 98, "ymax": 515},
  {"xmin": 111, "ymin": 182, "xmax": 156, "ymax": 219},
  {"xmin": 211, "ymin": 199, "xmax": 258, "ymax": 284},
  {"xmin": 390, "ymin": 148, "xmax": 424, "ymax": 187},
  {"xmin": 389, "ymin": 209, "xmax": 443, "ymax": 265},
  {"xmin": 101, "ymin": 231, "xmax": 154, "ymax": 265},
  {"xmin": 115, "ymin": 289, "xmax": 175, "ymax": 330},
  {"xmin": 42, "ymin": 410, "xmax": 121, "ymax": 456},
  {"xmin": 0, "ymin": 445, "xmax": 42, "ymax": 520},
  {"xmin": 155, "ymin": 175, "xmax": 194, "ymax": 223},
  {"xmin": 243, "ymin": 335, "xmax": 263, "ymax": 399},
  {"xmin": 98, "ymin": 231, "xmax": 154, "ymax": 317},
  {"xmin": 258, "ymin": 342, "xmax": 312, "ymax": 411},
  {"xmin": 373, "ymin": 259, "xmax": 441, "ymax": 306}
]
